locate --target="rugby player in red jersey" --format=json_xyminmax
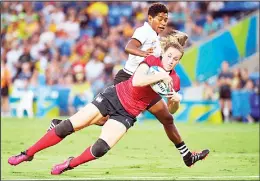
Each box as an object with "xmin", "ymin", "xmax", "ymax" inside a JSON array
[
  {"xmin": 8, "ymin": 35, "xmax": 209, "ymax": 175},
  {"xmin": 48, "ymin": 3, "xmax": 205, "ymax": 169}
]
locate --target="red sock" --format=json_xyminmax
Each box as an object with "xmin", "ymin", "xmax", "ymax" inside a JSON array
[
  {"xmin": 26, "ymin": 129, "xmax": 63, "ymax": 156},
  {"xmin": 69, "ymin": 146, "xmax": 96, "ymax": 168}
]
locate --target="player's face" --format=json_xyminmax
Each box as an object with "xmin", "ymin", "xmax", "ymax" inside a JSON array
[
  {"xmin": 161, "ymin": 47, "xmax": 182, "ymax": 71},
  {"xmin": 149, "ymin": 13, "xmax": 168, "ymax": 34}
]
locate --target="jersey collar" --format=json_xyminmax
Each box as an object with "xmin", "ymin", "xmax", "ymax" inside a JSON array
[{"xmin": 144, "ymin": 21, "xmax": 158, "ymax": 36}]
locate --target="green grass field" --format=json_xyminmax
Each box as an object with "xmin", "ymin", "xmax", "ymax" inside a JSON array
[{"xmin": 1, "ymin": 117, "xmax": 259, "ymax": 180}]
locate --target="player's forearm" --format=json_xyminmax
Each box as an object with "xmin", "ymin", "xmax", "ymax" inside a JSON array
[
  {"xmin": 125, "ymin": 44, "xmax": 146, "ymax": 57},
  {"xmin": 168, "ymin": 101, "xmax": 180, "ymax": 114}
]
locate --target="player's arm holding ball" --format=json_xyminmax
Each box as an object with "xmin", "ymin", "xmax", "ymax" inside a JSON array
[{"xmin": 132, "ymin": 63, "xmax": 172, "ymax": 87}]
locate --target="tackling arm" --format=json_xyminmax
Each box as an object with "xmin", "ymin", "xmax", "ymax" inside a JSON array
[{"xmin": 125, "ymin": 39, "xmax": 153, "ymax": 57}]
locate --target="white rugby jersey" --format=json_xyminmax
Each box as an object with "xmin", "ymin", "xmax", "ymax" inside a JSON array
[{"xmin": 123, "ymin": 22, "xmax": 161, "ymax": 75}]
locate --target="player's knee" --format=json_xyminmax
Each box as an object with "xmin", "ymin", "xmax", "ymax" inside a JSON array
[
  {"xmin": 47, "ymin": 119, "xmax": 63, "ymax": 132},
  {"xmin": 51, "ymin": 119, "xmax": 63, "ymax": 125},
  {"xmin": 91, "ymin": 138, "xmax": 111, "ymax": 158},
  {"xmin": 95, "ymin": 116, "xmax": 109, "ymax": 126},
  {"xmin": 159, "ymin": 114, "xmax": 174, "ymax": 126},
  {"xmin": 55, "ymin": 119, "xmax": 75, "ymax": 138}
]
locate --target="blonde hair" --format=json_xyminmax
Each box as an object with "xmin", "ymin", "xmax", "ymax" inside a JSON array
[{"xmin": 160, "ymin": 30, "xmax": 188, "ymax": 56}]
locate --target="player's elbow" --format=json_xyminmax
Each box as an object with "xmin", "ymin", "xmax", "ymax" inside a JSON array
[{"xmin": 125, "ymin": 43, "xmax": 131, "ymax": 53}]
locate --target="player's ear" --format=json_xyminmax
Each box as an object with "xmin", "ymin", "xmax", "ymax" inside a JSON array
[{"xmin": 148, "ymin": 15, "xmax": 153, "ymax": 23}]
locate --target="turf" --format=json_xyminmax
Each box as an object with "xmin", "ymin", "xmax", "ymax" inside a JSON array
[{"xmin": 1, "ymin": 117, "xmax": 259, "ymax": 180}]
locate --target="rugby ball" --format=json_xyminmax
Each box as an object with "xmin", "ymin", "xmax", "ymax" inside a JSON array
[{"xmin": 148, "ymin": 66, "xmax": 171, "ymax": 96}]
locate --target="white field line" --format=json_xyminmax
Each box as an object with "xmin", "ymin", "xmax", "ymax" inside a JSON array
[{"xmin": 13, "ymin": 175, "xmax": 260, "ymax": 180}]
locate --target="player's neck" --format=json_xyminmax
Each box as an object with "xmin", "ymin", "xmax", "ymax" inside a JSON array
[{"xmin": 147, "ymin": 22, "xmax": 158, "ymax": 36}]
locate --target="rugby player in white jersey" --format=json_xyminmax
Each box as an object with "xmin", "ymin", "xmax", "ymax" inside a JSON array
[{"xmin": 114, "ymin": 3, "xmax": 202, "ymax": 167}]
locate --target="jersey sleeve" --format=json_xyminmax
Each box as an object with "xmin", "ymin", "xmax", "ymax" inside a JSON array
[
  {"xmin": 132, "ymin": 27, "xmax": 147, "ymax": 45},
  {"xmin": 141, "ymin": 55, "xmax": 160, "ymax": 67}
]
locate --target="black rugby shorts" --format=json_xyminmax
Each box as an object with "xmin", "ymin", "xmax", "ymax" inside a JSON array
[{"xmin": 92, "ymin": 85, "xmax": 136, "ymax": 130}]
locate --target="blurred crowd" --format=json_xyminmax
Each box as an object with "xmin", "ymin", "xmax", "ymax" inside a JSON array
[
  {"xmin": 200, "ymin": 61, "xmax": 259, "ymax": 123},
  {"xmin": 216, "ymin": 61, "xmax": 259, "ymax": 123},
  {"xmin": 201, "ymin": 62, "xmax": 259, "ymax": 100},
  {"xmin": 0, "ymin": 1, "xmax": 257, "ymax": 117}
]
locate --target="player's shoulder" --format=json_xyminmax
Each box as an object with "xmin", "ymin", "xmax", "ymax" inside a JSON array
[
  {"xmin": 144, "ymin": 55, "xmax": 161, "ymax": 65},
  {"xmin": 146, "ymin": 55, "xmax": 158, "ymax": 60},
  {"xmin": 134, "ymin": 23, "xmax": 154, "ymax": 36},
  {"xmin": 134, "ymin": 24, "xmax": 147, "ymax": 33}
]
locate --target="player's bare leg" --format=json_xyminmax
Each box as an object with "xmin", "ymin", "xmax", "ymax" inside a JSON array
[
  {"xmin": 148, "ymin": 99, "xmax": 209, "ymax": 167},
  {"xmin": 51, "ymin": 119, "xmax": 127, "ymax": 175},
  {"xmin": 69, "ymin": 103, "xmax": 104, "ymax": 130},
  {"xmin": 94, "ymin": 115, "xmax": 109, "ymax": 126},
  {"xmin": 148, "ymin": 99, "xmax": 182, "ymax": 144},
  {"xmin": 48, "ymin": 115, "xmax": 109, "ymax": 131},
  {"xmin": 8, "ymin": 103, "xmax": 104, "ymax": 166}
]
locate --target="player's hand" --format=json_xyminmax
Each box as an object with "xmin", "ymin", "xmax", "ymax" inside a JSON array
[
  {"xmin": 159, "ymin": 72, "xmax": 172, "ymax": 85},
  {"xmin": 142, "ymin": 47, "xmax": 154, "ymax": 57},
  {"xmin": 165, "ymin": 91, "xmax": 182, "ymax": 102}
]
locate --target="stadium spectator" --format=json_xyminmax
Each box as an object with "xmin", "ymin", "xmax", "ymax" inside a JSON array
[
  {"xmin": 240, "ymin": 68, "xmax": 251, "ymax": 89},
  {"xmin": 50, "ymin": 5, "xmax": 65, "ymax": 25},
  {"xmin": 191, "ymin": 7, "xmax": 204, "ymax": 27},
  {"xmin": 6, "ymin": 40, "xmax": 23, "ymax": 79},
  {"xmin": 203, "ymin": 14, "xmax": 219, "ymax": 35},
  {"xmin": 13, "ymin": 62, "xmax": 33, "ymax": 89},
  {"xmin": 249, "ymin": 81, "xmax": 260, "ymax": 122},
  {"xmin": 231, "ymin": 68, "xmax": 242, "ymax": 90},
  {"xmin": 217, "ymin": 61, "xmax": 233, "ymax": 122},
  {"xmin": 1, "ymin": 58, "xmax": 12, "ymax": 117},
  {"xmin": 222, "ymin": 14, "xmax": 237, "ymax": 28},
  {"xmin": 68, "ymin": 64, "xmax": 93, "ymax": 116},
  {"xmin": 169, "ymin": 2, "xmax": 186, "ymax": 30},
  {"xmin": 185, "ymin": 16, "xmax": 204, "ymax": 43},
  {"xmin": 84, "ymin": 47, "xmax": 106, "ymax": 95},
  {"xmin": 244, "ymin": 79, "xmax": 255, "ymax": 91},
  {"xmin": 16, "ymin": 79, "xmax": 34, "ymax": 118},
  {"xmin": 45, "ymin": 57, "xmax": 62, "ymax": 86},
  {"xmin": 85, "ymin": 48, "xmax": 105, "ymax": 83},
  {"xmin": 57, "ymin": 8, "xmax": 80, "ymax": 41},
  {"xmin": 18, "ymin": 41, "xmax": 33, "ymax": 64}
]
